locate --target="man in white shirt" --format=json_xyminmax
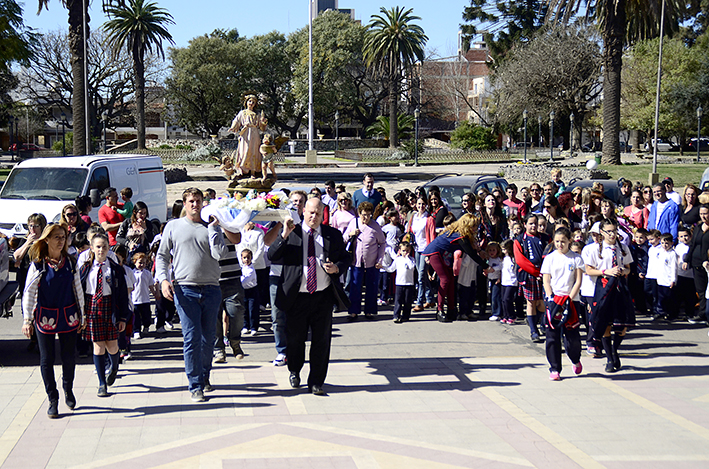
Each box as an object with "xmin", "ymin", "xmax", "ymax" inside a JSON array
[
  {"xmin": 321, "ymin": 180, "xmax": 338, "ymax": 212},
  {"xmin": 663, "ymin": 177, "xmax": 682, "ymax": 206}
]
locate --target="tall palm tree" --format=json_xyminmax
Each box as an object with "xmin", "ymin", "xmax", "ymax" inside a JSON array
[
  {"xmin": 545, "ymin": 0, "xmax": 685, "ymax": 164},
  {"xmin": 104, "ymin": 0, "xmax": 173, "ymax": 150},
  {"xmin": 363, "ymin": 6, "xmax": 427, "ymax": 148}
]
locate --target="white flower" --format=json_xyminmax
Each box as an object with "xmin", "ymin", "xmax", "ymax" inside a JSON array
[
  {"xmin": 246, "ymin": 197, "xmax": 267, "ymax": 212},
  {"xmin": 216, "ymin": 197, "xmax": 229, "ymax": 208},
  {"xmin": 228, "ymin": 199, "xmax": 242, "ymax": 209}
]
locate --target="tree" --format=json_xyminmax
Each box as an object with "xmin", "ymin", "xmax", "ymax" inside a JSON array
[
  {"xmin": 460, "ymin": 0, "xmax": 548, "ymax": 63},
  {"xmin": 365, "ymin": 114, "xmax": 414, "ymax": 139},
  {"xmin": 544, "ymin": 0, "xmax": 687, "ymax": 164},
  {"xmin": 363, "ymin": 6, "xmax": 427, "ymax": 148},
  {"xmin": 450, "ymin": 121, "xmax": 497, "ymax": 150},
  {"xmin": 0, "ymin": 0, "xmax": 36, "ymax": 124},
  {"xmin": 489, "ymin": 25, "xmax": 602, "ymax": 147},
  {"xmin": 104, "ymin": 0, "xmax": 174, "ymax": 150},
  {"xmin": 165, "ymin": 32, "xmax": 244, "ymax": 136}
]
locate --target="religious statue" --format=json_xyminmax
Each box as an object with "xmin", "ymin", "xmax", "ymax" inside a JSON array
[{"xmin": 228, "ymin": 94, "xmax": 268, "ymax": 178}]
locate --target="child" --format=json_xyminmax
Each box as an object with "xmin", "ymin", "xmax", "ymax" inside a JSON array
[
  {"xmin": 117, "ymin": 187, "xmax": 134, "ymax": 219},
  {"xmin": 454, "ymin": 243, "xmax": 478, "ymax": 321},
  {"xmin": 585, "ymin": 218, "xmax": 634, "ymax": 373},
  {"xmin": 570, "ymin": 241, "xmax": 584, "ymax": 254},
  {"xmin": 380, "ymin": 209, "xmax": 403, "ymax": 306},
  {"xmin": 629, "ymin": 228, "xmax": 649, "ymax": 316},
  {"xmin": 541, "ymin": 227, "xmax": 584, "ymax": 380},
  {"xmin": 80, "ymin": 233, "xmax": 130, "ymax": 397},
  {"xmin": 500, "ymin": 240, "xmax": 518, "ymax": 324},
  {"xmin": 114, "ymin": 245, "xmax": 135, "ymax": 361},
  {"xmin": 580, "ymin": 222, "xmax": 603, "ymax": 357},
  {"xmin": 240, "ymin": 249, "xmax": 260, "ymax": 336},
  {"xmin": 132, "ymin": 252, "xmax": 158, "ymax": 337},
  {"xmin": 572, "ymin": 229, "xmax": 585, "ymax": 244},
  {"xmin": 675, "ymin": 227, "xmax": 696, "ymax": 321},
  {"xmin": 645, "ymin": 229, "xmax": 662, "ymax": 318},
  {"xmin": 551, "ymin": 169, "xmax": 566, "ymax": 194},
  {"xmin": 514, "ymin": 214, "xmax": 546, "ymax": 343},
  {"xmin": 386, "ymin": 242, "xmax": 416, "ymax": 323},
  {"xmin": 654, "ymin": 233, "xmax": 678, "ymax": 321},
  {"xmin": 486, "ymin": 242, "xmax": 503, "ymax": 321},
  {"xmin": 511, "ymin": 222, "xmax": 523, "ymax": 237},
  {"xmin": 260, "ymin": 134, "xmax": 277, "ymax": 182}
]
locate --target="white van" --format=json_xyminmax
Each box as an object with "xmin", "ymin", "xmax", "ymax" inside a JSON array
[{"xmin": 0, "ymin": 154, "xmax": 168, "ymax": 237}]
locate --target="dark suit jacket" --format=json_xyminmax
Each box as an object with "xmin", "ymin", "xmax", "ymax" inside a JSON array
[{"xmin": 268, "ymin": 223, "xmax": 351, "ymax": 312}]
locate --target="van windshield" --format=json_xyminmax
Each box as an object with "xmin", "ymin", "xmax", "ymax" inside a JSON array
[{"xmin": 1, "ymin": 167, "xmax": 88, "ymax": 201}]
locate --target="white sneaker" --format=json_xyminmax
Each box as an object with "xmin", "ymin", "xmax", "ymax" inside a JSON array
[
  {"xmin": 241, "ymin": 328, "xmax": 249, "ymax": 335},
  {"xmin": 213, "ymin": 349, "xmax": 227, "ymax": 363},
  {"xmin": 122, "ymin": 352, "xmax": 132, "ymax": 360},
  {"xmin": 489, "ymin": 315, "xmax": 500, "ymax": 321},
  {"xmin": 272, "ymin": 353, "xmax": 287, "ymax": 366},
  {"xmin": 164, "ymin": 322, "xmax": 174, "ymax": 330},
  {"xmin": 249, "ymin": 329, "xmax": 258, "ymax": 336},
  {"xmin": 156, "ymin": 326, "xmax": 166, "ymax": 333},
  {"xmin": 133, "ymin": 332, "xmax": 142, "ymax": 340}
]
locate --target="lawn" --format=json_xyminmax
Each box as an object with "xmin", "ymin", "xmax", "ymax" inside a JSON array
[
  {"xmin": 599, "ymin": 163, "xmax": 707, "ymax": 189},
  {"xmin": 0, "ymin": 168, "xmax": 10, "ymax": 182}
]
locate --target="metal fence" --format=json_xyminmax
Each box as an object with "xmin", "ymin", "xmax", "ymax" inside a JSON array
[{"xmin": 334, "ymin": 148, "xmax": 512, "ymax": 164}]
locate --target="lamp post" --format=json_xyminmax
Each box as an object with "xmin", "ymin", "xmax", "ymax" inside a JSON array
[
  {"xmin": 8, "ymin": 116, "xmax": 14, "ymax": 162},
  {"xmin": 334, "ymin": 110, "xmax": 339, "ymax": 152},
  {"xmin": 61, "ymin": 112, "xmax": 66, "ymax": 157},
  {"xmin": 549, "ymin": 110, "xmax": 555, "ymax": 162},
  {"xmin": 102, "ymin": 110, "xmax": 108, "ymax": 154},
  {"xmin": 570, "ymin": 113, "xmax": 575, "ymax": 153},
  {"xmin": 538, "ymin": 115, "xmax": 542, "ymax": 149},
  {"xmin": 414, "ymin": 106, "xmax": 420, "ymax": 167},
  {"xmin": 698, "ymin": 106, "xmax": 703, "ymax": 163},
  {"xmin": 523, "ymin": 110, "xmax": 528, "ymax": 164}
]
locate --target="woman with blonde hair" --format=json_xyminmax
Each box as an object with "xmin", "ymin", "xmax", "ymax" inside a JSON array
[
  {"xmin": 22, "ymin": 224, "xmax": 85, "ymax": 418},
  {"xmin": 681, "ymin": 184, "xmax": 701, "ymax": 227},
  {"xmin": 422, "ymin": 214, "xmax": 488, "ymax": 322}
]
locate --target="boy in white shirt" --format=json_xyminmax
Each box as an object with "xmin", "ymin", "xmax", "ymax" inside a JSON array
[
  {"xmin": 541, "ymin": 227, "xmax": 584, "ymax": 380},
  {"xmin": 580, "ymin": 222, "xmax": 602, "ymax": 357},
  {"xmin": 654, "ymin": 233, "xmax": 678, "ymax": 321},
  {"xmin": 240, "ymin": 249, "xmax": 260, "ymax": 336},
  {"xmin": 674, "ymin": 227, "xmax": 696, "ymax": 321},
  {"xmin": 131, "ymin": 252, "xmax": 158, "ymax": 338},
  {"xmin": 454, "ymin": 246, "xmax": 478, "ymax": 321},
  {"xmin": 500, "ymin": 240, "xmax": 518, "ymax": 324},
  {"xmin": 386, "ymin": 242, "xmax": 416, "ymax": 323}
]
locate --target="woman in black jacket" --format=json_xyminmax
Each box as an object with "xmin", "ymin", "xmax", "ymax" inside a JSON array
[
  {"xmin": 115, "ymin": 201, "xmax": 155, "ymax": 264},
  {"xmin": 684, "ymin": 204, "xmax": 709, "ymax": 322}
]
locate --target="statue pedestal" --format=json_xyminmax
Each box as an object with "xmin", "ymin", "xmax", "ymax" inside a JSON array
[{"xmin": 305, "ymin": 150, "xmax": 317, "ymax": 164}]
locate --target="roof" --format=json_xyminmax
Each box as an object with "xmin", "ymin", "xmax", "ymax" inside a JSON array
[{"xmin": 15, "ymin": 154, "xmax": 163, "ymax": 169}]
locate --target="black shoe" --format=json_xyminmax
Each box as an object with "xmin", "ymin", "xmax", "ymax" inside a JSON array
[
  {"xmin": 437, "ymin": 311, "xmax": 451, "ymax": 322},
  {"xmin": 64, "ymin": 390, "xmax": 76, "ymax": 410},
  {"xmin": 310, "ymin": 385, "xmax": 326, "ymax": 396},
  {"xmin": 289, "ymin": 372, "xmax": 300, "ymax": 388},
  {"xmin": 204, "ymin": 379, "xmax": 214, "ymax": 393},
  {"xmin": 531, "ymin": 332, "xmax": 543, "ymax": 343},
  {"xmin": 47, "ymin": 399, "xmax": 59, "ymax": 419},
  {"xmin": 613, "ymin": 355, "xmax": 621, "ymax": 371},
  {"xmin": 605, "ymin": 362, "xmax": 616, "ymax": 373},
  {"xmin": 347, "ymin": 314, "xmax": 358, "ymax": 322},
  {"xmin": 650, "ymin": 313, "xmax": 667, "ymax": 322},
  {"xmin": 106, "ymin": 367, "xmax": 118, "ymax": 387},
  {"xmin": 97, "ymin": 385, "xmax": 109, "ymax": 397}
]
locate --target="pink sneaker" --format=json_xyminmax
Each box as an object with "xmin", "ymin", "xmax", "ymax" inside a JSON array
[
  {"xmin": 549, "ymin": 371, "xmax": 561, "ymax": 381},
  {"xmin": 572, "ymin": 362, "xmax": 583, "ymax": 375}
]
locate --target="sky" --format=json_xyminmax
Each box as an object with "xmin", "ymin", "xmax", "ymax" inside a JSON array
[{"xmin": 21, "ymin": 1, "xmax": 473, "ymax": 58}]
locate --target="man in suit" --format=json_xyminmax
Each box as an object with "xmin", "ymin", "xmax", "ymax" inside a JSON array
[
  {"xmin": 352, "ymin": 173, "xmax": 382, "ymax": 212},
  {"xmin": 268, "ymin": 198, "xmax": 350, "ymax": 395}
]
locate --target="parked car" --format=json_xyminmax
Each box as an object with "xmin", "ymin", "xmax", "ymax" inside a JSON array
[
  {"xmin": 581, "ymin": 141, "xmax": 632, "ymax": 152},
  {"xmin": 564, "ymin": 178, "xmax": 620, "ymax": 204},
  {"xmin": 8, "ymin": 143, "xmax": 43, "ymax": 152},
  {"xmin": 422, "ymin": 174, "xmax": 509, "ymax": 217},
  {"xmin": 688, "ymin": 138, "xmax": 709, "ymax": 152},
  {"xmin": 647, "ymin": 138, "xmax": 679, "ymax": 152}
]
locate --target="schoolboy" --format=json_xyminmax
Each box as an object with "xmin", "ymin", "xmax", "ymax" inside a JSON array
[
  {"xmin": 645, "ymin": 229, "xmax": 662, "ymax": 317},
  {"xmin": 675, "ymin": 227, "xmax": 697, "ymax": 321},
  {"xmin": 386, "ymin": 242, "xmax": 417, "ymax": 323},
  {"xmin": 629, "ymin": 228, "xmax": 649, "ymax": 315},
  {"xmin": 654, "ymin": 233, "xmax": 678, "ymax": 321}
]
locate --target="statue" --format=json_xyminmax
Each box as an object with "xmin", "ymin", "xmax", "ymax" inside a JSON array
[
  {"xmin": 228, "ymin": 94, "xmax": 268, "ymax": 178},
  {"xmin": 259, "ymin": 134, "xmax": 277, "ymax": 183}
]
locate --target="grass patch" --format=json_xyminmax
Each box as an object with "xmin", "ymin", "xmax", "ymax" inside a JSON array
[
  {"xmin": 0, "ymin": 168, "xmax": 10, "ymax": 183},
  {"xmin": 599, "ymin": 163, "xmax": 706, "ymax": 188}
]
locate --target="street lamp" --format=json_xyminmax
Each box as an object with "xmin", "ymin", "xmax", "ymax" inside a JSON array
[
  {"xmin": 334, "ymin": 110, "xmax": 339, "ymax": 152},
  {"xmin": 523, "ymin": 110, "xmax": 528, "ymax": 164},
  {"xmin": 414, "ymin": 107, "xmax": 420, "ymax": 167},
  {"xmin": 8, "ymin": 116, "xmax": 14, "ymax": 162},
  {"xmin": 538, "ymin": 115, "xmax": 543, "ymax": 149},
  {"xmin": 549, "ymin": 110, "xmax": 555, "ymax": 162},
  {"xmin": 698, "ymin": 106, "xmax": 703, "ymax": 163},
  {"xmin": 102, "ymin": 110, "xmax": 108, "ymax": 154},
  {"xmin": 570, "ymin": 113, "xmax": 575, "ymax": 153},
  {"xmin": 61, "ymin": 112, "xmax": 66, "ymax": 157}
]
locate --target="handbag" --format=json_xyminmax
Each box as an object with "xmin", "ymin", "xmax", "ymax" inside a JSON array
[{"xmin": 345, "ymin": 218, "xmax": 358, "ymax": 254}]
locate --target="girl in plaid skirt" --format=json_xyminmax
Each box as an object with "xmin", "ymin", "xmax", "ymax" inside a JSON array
[
  {"xmin": 514, "ymin": 214, "xmax": 547, "ymax": 343},
  {"xmin": 81, "ymin": 233, "xmax": 130, "ymax": 397}
]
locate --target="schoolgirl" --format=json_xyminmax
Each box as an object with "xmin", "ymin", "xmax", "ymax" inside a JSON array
[
  {"xmin": 500, "ymin": 240, "xmax": 518, "ymax": 324},
  {"xmin": 81, "ymin": 233, "xmax": 130, "ymax": 396},
  {"xmin": 22, "ymin": 224, "xmax": 84, "ymax": 418},
  {"xmin": 513, "ymin": 214, "xmax": 546, "ymax": 343},
  {"xmin": 584, "ymin": 218, "xmax": 634, "ymax": 373},
  {"xmin": 540, "ymin": 227, "xmax": 584, "ymax": 380},
  {"xmin": 486, "ymin": 242, "xmax": 503, "ymax": 321}
]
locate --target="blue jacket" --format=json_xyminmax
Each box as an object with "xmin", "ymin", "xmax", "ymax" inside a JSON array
[{"xmin": 647, "ymin": 199, "xmax": 679, "ymax": 239}]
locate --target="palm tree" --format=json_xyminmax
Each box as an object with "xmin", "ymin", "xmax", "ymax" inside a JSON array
[
  {"xmin": 104, "ymin": 0, "xmax": 173, "ymax": 150},
  {"xmin": 363, "ymin": 6, "xmax": 427, "ymax": 148},
  {"xmin": 545, "ymin": 0, "xmax": 685, "ymax": 164}
]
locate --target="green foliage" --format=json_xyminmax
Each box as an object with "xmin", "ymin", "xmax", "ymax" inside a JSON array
[
  {"xmin": 158, "ymin": 143, "xmax": 172, "ymax": 149},
  {"xmin": 51, "ymin": 132, "xmax": 73, "ymax": 152},
  {"xmin": 182, "ymin": 141, "xmax": 221, "ymax": 161},
  {"xmin": 399, "ymin": 139, "xmax": 424, "ymax": 159},
  {"xmin": 365, "ymin": 114, "xmax": 415, "ymax": 139},
  {"xmin": 0, "ymin": 0, "xmax": 37, "ymax": 70},
  {"xmin": 450, "ymin": 121, "xmax": 497, "ymax": 150},
  {"xmin": 175, "ymin": 144, "xmax": 193, "ymax": 150}
]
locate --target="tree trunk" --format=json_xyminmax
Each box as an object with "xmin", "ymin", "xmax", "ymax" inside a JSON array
[
  {"xmin": 389, "ymin": 79, "xmax": 398, "ymax": 148},
  {"xmin": 68, "ymin": 0, "xmax": 88, "ymax": 156},
  {"xmin": 601, "ymin": 0, "xmax": 625, "ymax": 165},
  {"xmin": 134, "ymin": 45, "xmax": 146, "ymax": 150}
]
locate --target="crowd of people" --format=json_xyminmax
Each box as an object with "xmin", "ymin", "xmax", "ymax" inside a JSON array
[{"xmin": 15, "ymin": 169, "xmax": 709, "ymax": 417}]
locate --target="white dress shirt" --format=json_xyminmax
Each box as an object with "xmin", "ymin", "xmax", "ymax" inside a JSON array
[{"xmin": 299, "ymin": 224, "xmax": 331, "ymax": 293}]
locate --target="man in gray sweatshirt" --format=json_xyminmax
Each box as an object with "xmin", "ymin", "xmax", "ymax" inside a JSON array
[{"xmin": 156, "ymin": 187, "xmax": 228, "ymax": 402}]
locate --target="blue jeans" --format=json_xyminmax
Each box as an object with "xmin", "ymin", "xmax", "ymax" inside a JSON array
[
  {"xmin": 174, "ymin": 284, "xmax": 222, "ymax": 392},
  {"xmin": 490, "ymin": 281, "xmax": 501, "ymax": 317},
  {"xmin": 215, "ymin": 279, "xmax": 245, "ymax": 351},
  {"xmin": 349, "ymin": 266, "xmax": 380, "ymax": 315},
  {"xmin": 270, "ymin": 276, "xmax": 287, "ymax": 355},
  {"xmin": 415, "ymin": 251, "xmax": 435, "ymax": 305}
]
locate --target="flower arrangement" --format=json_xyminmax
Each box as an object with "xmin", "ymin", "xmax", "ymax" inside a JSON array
[{"xmin": 201, "ymin": 190, "xmax": 291, "ymax": 231}]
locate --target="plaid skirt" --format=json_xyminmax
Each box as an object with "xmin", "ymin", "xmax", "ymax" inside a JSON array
[
  {"xmin": 82, "ymin": 294, "xmax": 118, "ymax": 342},
  {"xmin": 519, "ymin": 277, "xmax": 543, "ymax": 301}
]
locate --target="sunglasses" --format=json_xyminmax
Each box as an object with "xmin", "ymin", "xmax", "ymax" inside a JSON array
[{"xmin": 65, "ymin": 212, "xmax": 78, "ymax": 217}]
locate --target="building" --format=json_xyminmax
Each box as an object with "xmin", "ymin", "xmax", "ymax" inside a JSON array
[{"xmin": 312, "ymin": 0, "xmax": 354, "ymax": 20}]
